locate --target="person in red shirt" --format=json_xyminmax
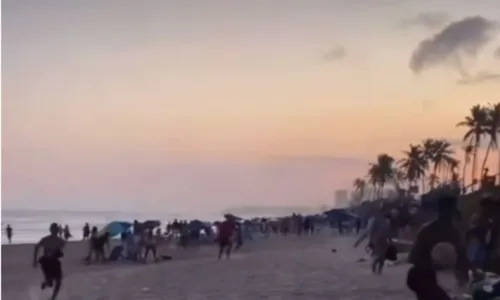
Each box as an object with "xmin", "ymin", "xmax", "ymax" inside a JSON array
[{"xmin": 217, "ymin": 218, "xmax": 236, "ymax": 259}]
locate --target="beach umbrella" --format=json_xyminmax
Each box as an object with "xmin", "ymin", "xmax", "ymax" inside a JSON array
[
  {"xmin": 223, "ymin": 213, "xmax": 242, "ymax": 221},
  {"xmin": 142, "ymin": 220, "xmax": 161, "ymax": 229},
  {"xmin": 188, "ymin": 220, "xmax": 206, "ymax": 232},
  {"xmin": 99, "ymin": 221, "xmax": 132, "ymax": 237}
]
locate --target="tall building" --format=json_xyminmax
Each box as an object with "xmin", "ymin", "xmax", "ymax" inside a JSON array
[{"xmin": 334, "ymin": 189, "xmax": 349, "ymax": 208}]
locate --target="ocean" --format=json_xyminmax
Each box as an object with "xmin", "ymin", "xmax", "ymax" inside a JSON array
[{"xmin": 0, "ymin": 208, "xmax": 221, "ymax": 245}]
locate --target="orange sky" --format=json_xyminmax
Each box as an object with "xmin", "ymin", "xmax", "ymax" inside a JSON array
[{"xmin": 2, "ymin": 0, "xmax": 500, "ymax": 213}]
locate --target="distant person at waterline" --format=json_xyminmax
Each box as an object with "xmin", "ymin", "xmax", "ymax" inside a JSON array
[
  {"xmin": 63, "ymin": 225, "xmax": 72, "ymax": 241},
  {"xmin": 5, "ymin": 224, "xmax": 13, "ymax": 244},
  {"xmin": 82, "ymin": 223, "xmax": 90, "ymax": 240}
]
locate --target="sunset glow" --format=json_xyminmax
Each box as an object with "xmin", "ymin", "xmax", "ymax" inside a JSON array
[{"xmin": 3, "ymin": 0, "xmax": 500, "ymax": 213}]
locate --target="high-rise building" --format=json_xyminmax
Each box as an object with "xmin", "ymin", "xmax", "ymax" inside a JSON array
[{"xmin": 334, "ymin": 189, "xmax": 349, "ymax": 208}]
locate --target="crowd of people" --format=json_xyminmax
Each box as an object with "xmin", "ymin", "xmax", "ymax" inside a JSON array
[
  {"xmin": 351, "ymin": 192, "xmax": 500, "ymax": 300},
  {"xmin": 4, "ymin": 193, "xmax": 499, "ymax": 300}
]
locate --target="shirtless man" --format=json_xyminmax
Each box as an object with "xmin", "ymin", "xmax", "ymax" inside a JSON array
[
  {"xmin": 33, "ymin": 223, "xmax": 66, "ymax": 300},
  {"xmin": 406, "ymin": 194, "xmax": 469, "ymax": 300}
]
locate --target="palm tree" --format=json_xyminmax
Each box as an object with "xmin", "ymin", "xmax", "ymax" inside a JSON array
[
  {"xmin": 462, "ymin": 144, "xmax": 474, "ymax": 190},
  {"xmin": 420, "ymin": 138, "xmax": 456, "ymax": 189},
  {"xmin": 352, "ymin": 178, "xmax": 367, "ymax": 203},
  {"xmin": 431, "ymin": 139, "xmax": 457, "ymax": 181},
  {"xmin": 427, "ymin": 173, "xmax": 440, "ymax": 188},
  {"xmin": 446, "ymin": 159, "xmax": 460, "ymax": 182},
  {"xmin": 398, "ymin": 144, "xmax": 426, "ymax": 193},
  {"xmin": 480, "ymin": 103, "xmax": 500, "ymax": 175},
  {"xmin": 392, "ymin": 167, "xmax": 406, "ymax": 192},
  {"xmin": 457, "ymin": 104, "xmax": 489, "ymax": 185},
  {"xmin": 421, "ymin": 138, "xmax": 435, "ymax": 182},
  {"xmin": 367, "ymin": 154, "xmax": 395, "ymax": 198},
  {"xmin": 367, "ymin": 164, "xmax": 380, "ymax": 198}
]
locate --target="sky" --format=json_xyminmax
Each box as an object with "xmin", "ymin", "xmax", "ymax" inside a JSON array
[{"xmin": 2, "ymin": 0, "xmax": 500, "ymax": 214}]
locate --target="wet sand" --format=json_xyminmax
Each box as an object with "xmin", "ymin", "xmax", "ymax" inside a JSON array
[{"xmin": 2, "ymin": 233, "xmax": 443, "ymax": 300}]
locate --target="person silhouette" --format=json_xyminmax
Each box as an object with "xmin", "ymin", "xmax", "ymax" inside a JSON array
[
  {"xmin": 6, "ymin": 224, "xmax": 13, "ymax": 244},
  {"xmin": 33, "ymin": 223, "xmax": 65, "ymax": 300}
]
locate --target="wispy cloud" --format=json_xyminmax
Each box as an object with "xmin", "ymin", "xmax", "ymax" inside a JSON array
[
  {"xmin": 323, "ymin": 45, "xmax": 347, "ymax": 61},
  {"xmin": 495, "ymin": 46, "xmax": 500, "ymax": 59},
  {"xmin": 398, "ymin": 12, "xmax": 450, "ymax": 30},
  {"xmin": 457, "ymin": 71, "xmax": 500, "ymax": 85},
  {"xmin": 409, "ymin": 16, "xmax": 498, "ymax": 75}
]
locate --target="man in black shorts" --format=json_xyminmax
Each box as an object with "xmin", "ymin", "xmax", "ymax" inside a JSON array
[{"xmin": 33, "ymin": 223, "xmax": 66, "ymax": 300}]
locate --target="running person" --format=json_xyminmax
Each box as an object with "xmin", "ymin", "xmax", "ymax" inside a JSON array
[
  {"xmin": 354, "ymin": 212, "xmax": 392, "ymax": 274},
  {"xmin": 33, "ymin": 223, "xmax": 66, "ymax": 300},
  {"xmin": 217, "ymin": 218, "xmax": 236, "ymax": 259}
]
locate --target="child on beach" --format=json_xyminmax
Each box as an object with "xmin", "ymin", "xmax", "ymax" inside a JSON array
[{"xmin": 33, "ymin": 223, "xmax": 66, "ymax": 300}]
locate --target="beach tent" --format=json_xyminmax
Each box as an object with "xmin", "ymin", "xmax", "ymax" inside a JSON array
[
  {"xmin": 323, "ymin": 209, "xmax": 357, "ymax": 225},
  {"xmin": 99, "ymin": 221, "xmax": 132, "ymax": 237},
  {"xmin": 188, "ymin": 220, "xmax": 213, "ymax": 235}
]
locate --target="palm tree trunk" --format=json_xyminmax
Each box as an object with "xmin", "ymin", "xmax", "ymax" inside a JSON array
[
  {"xmin": 462, "ymin": 156, "xmax": 468, "ymax": 192},
  {"xmin": 472, "ymin": 143, "xmax": 479, "ymax": 189},
  {"xmin": 432, "ymin": 165, "xmax": 437, "ymax": 190},
  {"xmin": 481, "ymin": 141, "xmax": 492, "ymax": 177},
  {"xmin": 498, "ymin": 149, "xmax": 500, "ymax": 185}
]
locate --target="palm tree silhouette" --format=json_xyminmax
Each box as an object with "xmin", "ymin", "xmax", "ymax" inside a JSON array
[
  {"xmin": 398, "ymin": 144, "xmax": 426, "ymax": 193},
  {"xmin": 352, "ymin": 178, "xmax": 366, "ymax": 203},
  {"xmin": 431, "ymin": 139, "xmax": 457, "ymax": 181},
  {"xmin": 350, "ymin": 102, "xmax": 500, "ymax": 203},
  {"xmin": 427, "ymin": 173, "xmax": 440, "ymax": 189},
  {"xmin": 480, "ymin": 103, "xmax": 500, "ymax": 175},
  {"xmin": 367, "ymin": 154, "xmax": 395, "ymax": 198},
  {"xmin": 420, "ymin": 138, "xmax": 456, "ymax": 189},
  {"xmin": 461, "ymin": 144, "xmax": 474, "ymax": 190},
  {"xmin": 457, "ymin": 104, "xmax": 488, "ymax": 185}
]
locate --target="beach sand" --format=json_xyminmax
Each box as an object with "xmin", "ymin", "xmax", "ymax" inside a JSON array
[{"xmin": 2, "ymin": 234, "xmax": 421, "ymax": 300}]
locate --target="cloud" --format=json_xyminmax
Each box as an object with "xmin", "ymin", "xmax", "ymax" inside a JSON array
[
  {"xmin": 495, "ymin": 46, "xmax": 500, "ymax": 59},
  {"xmin": 457, "ymin": 71, "xmax": 500, "ymax": 85},
  {"xmin": 409, "ymin": 16, "xmax": 498, "ymax": 75},
  {"xmin": 324, "ymin": 45, "xmax": 347, "ymax": 61},
  {"xmin": 398, "ymin": 12, "xmax": 450, "ymax": 30}
]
